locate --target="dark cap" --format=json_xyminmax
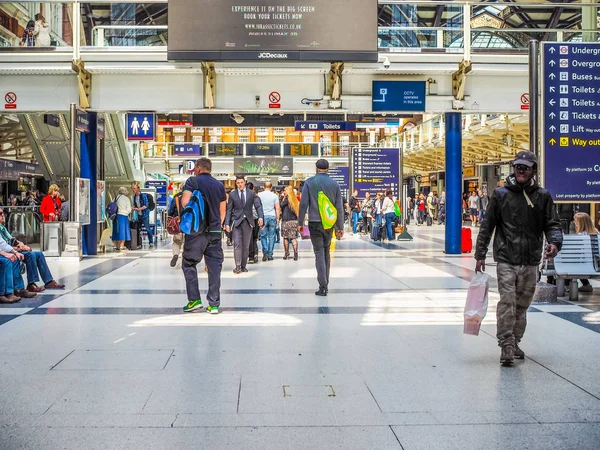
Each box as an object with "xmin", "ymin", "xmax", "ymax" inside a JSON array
[
  {"xmin": 513, "ymin": 151, "xmax": 538, "ymax": 168},
  {"xmin": 316, "ymin": 159, "xmax": 329, "ymax": 170}
]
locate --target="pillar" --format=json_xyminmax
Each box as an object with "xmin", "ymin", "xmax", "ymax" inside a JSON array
[
  {"xmin": 582, "ymin": 0, "xmax": 598, "ymax": 43},
  {"xmin": 80, "ymin": 112, "xmax": 98, "ymax": 255},
  {"xmin": 445, "ymin": 112, "xmax": 462, "ymax": 255}
]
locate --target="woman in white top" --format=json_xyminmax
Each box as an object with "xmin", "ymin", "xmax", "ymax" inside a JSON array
[
  {"xmin": 381, "ymin": 189, "xmax": 396, "ymax": 242},
  {"xmin": 111, "ymin": 187, "xmax": 132, "ymax": 251},
  {"xmin": 34, "ymin": 14, "xmax": 51, "ymax": 47},
  {"xmin": 574, "ymin": 212, "xmax": 598, "ymax": 293}
]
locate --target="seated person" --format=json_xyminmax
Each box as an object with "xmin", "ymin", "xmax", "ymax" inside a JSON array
[
  {"xmin": 0, "ymin": 209, "xmax": 64, "ymax": 292},
  {"xmin": 0, "ymin": 237, "xmax": 36, "ymax": 302}
]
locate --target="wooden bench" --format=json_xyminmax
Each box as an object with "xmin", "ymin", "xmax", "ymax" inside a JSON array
[{"xmin": 542, "ymin": 235, "xmax": 600, "ymax": 301}]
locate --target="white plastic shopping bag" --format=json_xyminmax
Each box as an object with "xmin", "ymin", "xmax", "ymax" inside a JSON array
[{"xmin": 463, "ymin": 272, "xmax": 489, "ymax": 336}]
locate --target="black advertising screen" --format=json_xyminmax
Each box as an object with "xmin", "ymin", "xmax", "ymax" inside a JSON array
[{"xmin": 168, "ymin": 0, "xmax": 378, "ymax": 61}]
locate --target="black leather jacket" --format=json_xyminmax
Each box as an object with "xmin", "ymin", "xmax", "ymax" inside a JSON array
[{"xmin": 475, "ymin": 176, "xmax": 563, "ymax": 266}]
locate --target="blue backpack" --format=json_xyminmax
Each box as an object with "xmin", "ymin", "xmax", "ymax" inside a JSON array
[
  {"xmin": 106, "ymin": 194, "xmax": 121, "ymax": 221},
  {"xmin": 180, "ymin": 190, "xmax": 209, "ymax": 235}
]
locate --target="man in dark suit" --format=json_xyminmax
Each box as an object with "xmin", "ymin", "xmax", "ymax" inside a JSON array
[{"xmin": 225, "ymin": 176, "xmax": 264, "ymax": 274}]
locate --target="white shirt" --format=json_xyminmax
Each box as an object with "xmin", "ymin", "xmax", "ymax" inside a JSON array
[
  {"xmin": 258, "ymin": 190, "xmax": 279, "ymax": 218},
  {"xmin": 117, "ymin": 194, "xmax": 132, "ymax": 216},
  {"xmin": 382, "ymin": 197, "xmax": 395, "ymax": 214}
]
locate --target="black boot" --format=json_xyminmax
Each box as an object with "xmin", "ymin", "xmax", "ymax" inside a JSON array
[
  {"xmin": 283, "ymin": 252, "xmax": 289, "ymax": 260},
  {"xmin": 315, "ymin": 287, "xmax": 328, "ymax": 296},
  {"xmin": 294, "ymin": 251, "xmax": 298, "ymax": 261}
]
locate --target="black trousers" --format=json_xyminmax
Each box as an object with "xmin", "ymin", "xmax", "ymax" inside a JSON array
[
  {"xmin": 233, "ymin": 219, "xmax": 252, "ymax": 269},
  {"xmin": 182, "ymin": 233, "xmax": 223, "ymax": 306},
  {"xmin": 248, "ymin": 218, "xmax": 260, "ymax": 260},
  {"xmin": 308, "ymin": 222, "xmax": 333, "ymax": 289}
]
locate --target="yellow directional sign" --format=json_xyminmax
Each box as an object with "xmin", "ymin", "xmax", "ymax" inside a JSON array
[
  {"xmin": 549, "ymin": 138, "xmax": 557, "ymax": 146},
  {"xmin": 560, "ymin": 137, "xmax": 569, "ymax": 147}
]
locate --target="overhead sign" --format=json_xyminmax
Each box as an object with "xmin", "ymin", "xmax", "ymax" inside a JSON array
[
  {"xmin": 372, "ymin": 81, "xmax": 427, "ymax": 112},
  {"xmin": 168, "ymin": 0, "xmax": 378, "ymax": 62},
  {"xmin": 145, "ymin": 180, "xmax": 168, "ymax": 207},
  {"xmin": 352, "ymin": 148, "xmax": 400, "ymax": 198},
  {"xmin": 0, "ymin": 158, "xmax": 42, "ymax": 181},
  {"xmin": 174, "ymin": 145, "xmax": 202, "ymax": 157},
  {"xmin": 295, "ymin": 121, "xmax": 357, "ymax": 132},
  {"xmin": 4, "ymin": 92, "xmax": 17, "ymax": 109},
  {"xmin": 75, "ymin": 109, "xmax": 90, "ymax": 133},
  {"xmin": 126, "ymin": 112, "xmax": 156, "ymax": 141},
  {"xmin": 44, "ymin": 114, "xmax": 60, "ymax": 128},
  {"xmin": 246, "ymin": 143, "xmax": 281, "ymax": 156},
  {"xmin": 543, "ymin": 42, "xmax": 600, "ymax": 202}
]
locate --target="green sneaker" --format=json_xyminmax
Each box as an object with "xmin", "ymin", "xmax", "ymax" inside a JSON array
[
  {"xmin": 183, "ymin": 300, "xmax": 203, "ymax": 313},
  {"xmin": 206, "ymin": 306, "xmax": 219, "ymax": 315}
]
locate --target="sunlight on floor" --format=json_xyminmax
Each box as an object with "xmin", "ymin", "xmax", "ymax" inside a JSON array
[{"xmin": 129, "ymin": 312, "xmax": 303, "ymax": 327}]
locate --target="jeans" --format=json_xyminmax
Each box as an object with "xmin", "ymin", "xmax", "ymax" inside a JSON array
[
  {"xmin": 418, "ymin": 209, "xmax": 426, "ymax": 224},
  {"xmin": 308, "ymin": 222, "xmax": 333, "ymax": 289},
  {"xmin": 22, "ymin": 251, "xmax": 53, "ymax": 284},
  {"xmin": 261, "ymin": 216, "xmax": 277, "ymax": 257},
  {"xmin": 496, "ymin": 263, "xmax": 538, "ymax": 347},
  {"xmin": 172, "ymin": 233, "xmax": 184, "ymax": 257},
  {"xmin": 182, "ymin": 233, "xmax": 223, "ymax": 306},
  {"xmin": 384, "ymin": 212, "xmax": 395, "ymax": 241},
  {"xmin": 352, "ymin": 212, "xmax": 361, "ymax": 233},
  {"xmin": 0, "ymin": 256, "xmax": 25, "ymax": 294},
  {"xmin": 375, "ymin": 214, "xmax": 382, "ymax": 227},
  {"xmin": 140, "ymin": 215, "xmax": 154, "ymax": 246}
]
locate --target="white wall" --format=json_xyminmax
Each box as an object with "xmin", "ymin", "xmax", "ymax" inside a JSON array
[
  {"xmin": 0, "ymin": 75, "xmax": 78, "ymax": 112},
  {"xmin": 92, "ymin": 74, "xmax": 204, "ymax": 111}
]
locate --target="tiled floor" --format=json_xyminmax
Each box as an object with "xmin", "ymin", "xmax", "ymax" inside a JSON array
[{"xmin": 1, "ymin": 226, "xmax": 599, "ymax": 449}]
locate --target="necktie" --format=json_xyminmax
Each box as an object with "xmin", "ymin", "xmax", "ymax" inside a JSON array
[{"xmin": 241, "ymin": 190, "xmax": 246, "ymax": 206}]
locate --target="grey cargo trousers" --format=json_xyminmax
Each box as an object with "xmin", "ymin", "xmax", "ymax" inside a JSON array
[{"xmin": 496, "ymin": 263, "xmax": 538, "ymax": 348}]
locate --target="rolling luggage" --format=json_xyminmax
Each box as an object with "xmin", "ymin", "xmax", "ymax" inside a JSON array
[
  {"xmin": 426, "ymin": 215, "xmax": 433, "ymax": 226},
  {"xmin": 126, "ymin": 220, "xmax": 142, "ymax": 250},
  {"xmin": 371, "ymin": 223, "xmax": 382, "ymax": 241},
  {"xmin": 462, "ymin": 227, "xmax": 473, "ymax": 253}
]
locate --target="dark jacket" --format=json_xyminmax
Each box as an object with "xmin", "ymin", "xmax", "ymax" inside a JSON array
[
  {"xmin": 225, "ymin": 188, "xmax": 264, "ymax": 228},
  {"xmin": 475, "ymin": 176, "xmax": 563, "ymax": 266},
  {"xmin": 298, "ymin": 172, "xmax": 344, "ymax": 230}
]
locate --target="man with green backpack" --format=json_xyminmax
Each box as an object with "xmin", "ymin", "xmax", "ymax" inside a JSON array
[{"xmin": 298, "ymin": 159, "xmax": 345, "ymax": 296}]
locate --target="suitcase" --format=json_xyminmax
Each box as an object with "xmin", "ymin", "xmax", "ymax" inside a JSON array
[
  {"xmin": 371, "ymin": 224, "xmax": 382, "ymax": 241},
  {"xmin": 126, "ymin": 221, "xmax": 142, "ymax": 250},
  {"xmin": 462, "ymin": 227, "xmax": 473, "ymax": 253},
  {"xmin": 426, "ymin": 215, "xmax": 433, "ymax": 226}
]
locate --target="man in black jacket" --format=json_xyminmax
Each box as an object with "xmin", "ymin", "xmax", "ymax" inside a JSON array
[{"xmin": 475, "ymin": 151, "xmax": 563, "ymax": 366}]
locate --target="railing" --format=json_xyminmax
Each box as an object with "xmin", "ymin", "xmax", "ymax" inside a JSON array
[
  {"xmin": 0, "ymin": 1, "xmax": 598, "ymax": 56},
  {"xmin": 143, "ymin": 142, "xmax": 380, "ymax": 159}
]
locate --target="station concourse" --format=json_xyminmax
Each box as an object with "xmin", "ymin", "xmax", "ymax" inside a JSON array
[{"xmin": 1, "ymin": 1, "xmax": 600, "ymax": 449}]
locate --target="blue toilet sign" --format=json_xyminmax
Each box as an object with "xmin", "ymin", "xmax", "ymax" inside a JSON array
[{"xmin": 127, "ymin": 112, "xmax": 156, "ymax": 141}]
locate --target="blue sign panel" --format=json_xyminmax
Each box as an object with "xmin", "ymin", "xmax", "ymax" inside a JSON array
[
  {"xmin": 75, "ymin": 109, "xmax": 90, "ymax": 133},
  {"xmin": 145, "ymin": 180, "xmax": 168, "ymax": 207},
  {"xmin": 543, "ymin": 43, "xmax": 600, "ymax": 202},
  {"xmin": 295, "ymin": 121, "xmax": 357, "ymax": 132},
  {"xmin": 174, "ymin": 145, "xmax": 202, "ymax": 157},
  {"xmin": 352, "ymin": 148, "xmax": 400, "ymax": 198},
  {"xmin": 126, "ymin": 112, "xmax": 155, "ymax": 141},
  {"xmin": 329, "ymin": 166, "xmax": 349, "ymax": 194},
  {"xmin": 372, "ymin": 81, "xmax": 426, "ymax": 112}
]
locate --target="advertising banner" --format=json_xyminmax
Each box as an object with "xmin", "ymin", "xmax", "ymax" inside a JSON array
[
  {"xmin": 352, "ymin": 148, "xmax": 400, "ymax": 198},
  {"xmin": 76, "ymin": 178, "xmax": 91, "ymax": 225},
  {"xmin": 168, "ymin": 0, "xmax": 378, "ymax": 62},
  {"xmin": 97, "ymin": 181, "xmax": 106, "ymax": 222},
  {"xmin": 234, "ymin": 157, "xmax": 293, "ymax": 175},
  {"xmin": 543, "ymin": 42, "xmax": 600, "ymax": 202}
]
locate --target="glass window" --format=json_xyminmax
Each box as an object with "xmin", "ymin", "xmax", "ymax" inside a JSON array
[{"xmin": 257, "ymin": 136, "xmax": 268, "ymax": 143}]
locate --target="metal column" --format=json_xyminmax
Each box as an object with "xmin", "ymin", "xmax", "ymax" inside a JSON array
[
  {"xmin": 80, "ymin": 113, "xmax": 98, "ymax": 255},
  {"xmin": 69, "ymin": 103, "xmax": 77, "ymax": 221},
  {"xmin": 529, "ymin": 40, "xmax": 540, "ymax": 159},
  {"xmin": 397, "ymin": 145, "xmax": 413, "ymax": 241},
  {"xmin": 445, "ymin": 112, "xmax": 462, "ymax": 255}
]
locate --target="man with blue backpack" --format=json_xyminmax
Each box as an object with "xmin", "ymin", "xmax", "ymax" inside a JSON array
[
  {"xmin": 298, "ymin": 159, "xmax": 345, "ymax": 296},
  {"xmin": 180, "ymin": 158, "xmax": 227, "ymax": 314}
]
